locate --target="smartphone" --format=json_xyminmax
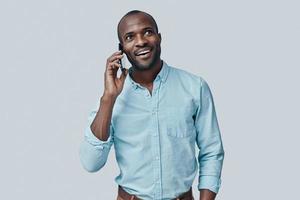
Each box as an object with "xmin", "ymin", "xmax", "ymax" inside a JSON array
[{"xmin": 118, "ymin": 43, "xmax": 126, "ymax": 72}]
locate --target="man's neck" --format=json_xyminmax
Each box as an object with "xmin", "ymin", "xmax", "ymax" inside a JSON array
[{"xmin": 130, "ymin": 59, "xmax": 163, "ymax": 86}]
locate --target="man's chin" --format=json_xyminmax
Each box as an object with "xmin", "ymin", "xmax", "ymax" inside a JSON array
[
  {"xmin": 133, "ymin": 65, "xmax": 151, "ymax": 71},
  {"xmin": 132, "ymin": 60, "xmax": 154, "ymax": 71}
]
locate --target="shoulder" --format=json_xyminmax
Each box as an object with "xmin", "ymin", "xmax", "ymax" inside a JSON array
[
  {"xmin": 167, "ymin": 64, "xmax": 207, "ymax": 87},
  {"xmin": 166, "ymin": 64, "xmax": 215, "ymax": 102}
]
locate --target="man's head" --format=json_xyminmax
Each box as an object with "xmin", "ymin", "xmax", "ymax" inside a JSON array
[{"xmin": 117, "ymin": 10, "xmax": 161, "ymax": 71}]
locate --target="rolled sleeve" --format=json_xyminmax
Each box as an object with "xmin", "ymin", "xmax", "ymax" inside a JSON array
[
  {"xmin": 198, "ymin": 175, "xmax": 221, "ymax": 194},
  {"xmin": 79, "ymin": 102, "xmax": 114, "ymax": 172},
  {"xmin": 195, "ymin": 78, "xmax": 225, "ymax": 194},
  {"xmin": 84, "ymin": 121, "xmax": 113, "ymax": 149}
]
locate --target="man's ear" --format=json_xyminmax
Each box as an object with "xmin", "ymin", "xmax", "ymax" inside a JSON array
[{"xmin": 158, "ymin": 33, "xmax": 162, "ymax": 43}]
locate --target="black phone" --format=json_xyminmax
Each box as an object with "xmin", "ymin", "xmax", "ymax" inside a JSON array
[{"xmin": 118, "ymin": 43, "xmax": 126, "ymax": 72}]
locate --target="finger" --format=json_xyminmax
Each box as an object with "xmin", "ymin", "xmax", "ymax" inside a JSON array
[
  {"xmin": 108, "ymin": 60, "xmax": 121, "ymax": 70},
  {"xmin": 107, "ymin": 54, "xmax": 124, "ymax": 63},
  {"xmin": 122, "ymin": 68, "xmax": 128, "ymax": 77},
  {"xmin": 106, "ymin": 64, "xmax": 118, "ymax": 78},
  {"xmin": 107, "ymin": 65, "xmax": 121, "ymax": 79},
  {"xmin": 118, "ymin": 68, "xmax": 128, "ymax": 81},
  {"xmin": 108, "ymin": 50, "xmax": 122, "ymax": 58},
  {"xmin": 112, "ymin": 50, "xmax": 122, "ymax": 56}
]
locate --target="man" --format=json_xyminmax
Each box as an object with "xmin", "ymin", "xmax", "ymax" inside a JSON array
[{"xmin": 79, "ymin": 10, "xmax": 225, "ymax": 200}]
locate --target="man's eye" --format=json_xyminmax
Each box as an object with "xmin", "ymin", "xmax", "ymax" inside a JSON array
[
  {"xmin": 125, "ymin": 35, "xmax": 132, "ymax": 41},
  {"xmin": 145, "ymin": 30, "xmax": 153, "ymax": 35}
]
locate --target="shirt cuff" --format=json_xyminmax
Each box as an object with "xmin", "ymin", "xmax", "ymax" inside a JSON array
[
  {"xmin": 198, "ymin": 175, "xmax": 222, "ymax": 194},
  {"xmin": 84, "ymin": 125, "xmax": 113, "ymax": 149}
]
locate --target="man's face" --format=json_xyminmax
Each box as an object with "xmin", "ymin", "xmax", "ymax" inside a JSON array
[{"xmin": 118, "ymin": 13, "xmax": 161, "ymax": 71}]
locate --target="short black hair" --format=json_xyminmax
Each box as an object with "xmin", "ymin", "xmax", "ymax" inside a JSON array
[{"xmin": 117, "ymin": 10, "xmax": 159, "ymax": 43}]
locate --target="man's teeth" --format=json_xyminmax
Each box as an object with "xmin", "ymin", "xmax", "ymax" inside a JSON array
[{"xmin": 137, "ymin": 50, "xmax": 150, "ymax": 56}]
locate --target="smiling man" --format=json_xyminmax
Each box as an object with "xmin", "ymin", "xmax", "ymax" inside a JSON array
[{"xmin": 79, "ymin": 10, "xmax": 225, "ymax": 200}]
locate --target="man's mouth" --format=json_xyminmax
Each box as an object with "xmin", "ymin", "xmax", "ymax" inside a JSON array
[{"xmin": 135, "ymin": 48, "xmax": 152, "ymax": 58}]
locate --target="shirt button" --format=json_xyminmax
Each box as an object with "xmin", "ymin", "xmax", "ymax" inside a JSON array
[{"xmin": 155, "ymin": 156, "xmax": 159, "ymax": 160}]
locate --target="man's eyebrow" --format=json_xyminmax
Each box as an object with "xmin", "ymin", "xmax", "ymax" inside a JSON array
[
  {"xmin": 143, "ymin": 27, "xmax": 154, "ymax": 30},
  {"xmin": 123, "ymin": 27, "xmax": 155, "ymax": 37},
  {"xmin": 124, "ymin": 32, "xmax": 134, "ymax": 37}
]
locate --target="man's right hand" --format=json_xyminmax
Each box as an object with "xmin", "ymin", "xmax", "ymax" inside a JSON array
[
  {"xmin": 103, "ymin": 51, "xmax": 128, "ymax": 98},
  {"xmin": 90, "ymin": 51, "xmax": 128, "ymax": 141}
]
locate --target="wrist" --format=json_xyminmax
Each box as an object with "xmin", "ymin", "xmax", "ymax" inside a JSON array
[
  {"xmin": 199, "ymin": 189, "xmax": 216, "ymax": 200},
  {"xmin": 101, "ymin": 91, "xmax": 118, "ymax": 102}
]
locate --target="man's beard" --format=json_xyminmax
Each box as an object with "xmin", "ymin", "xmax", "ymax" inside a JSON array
[{"xmin": 126, "ymin": 45, "xmax": 161, "ymax": 71}]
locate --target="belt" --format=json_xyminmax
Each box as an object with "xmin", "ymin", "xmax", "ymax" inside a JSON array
[{"xmin": 118, "ymin": 185, "xmax": 194, "ymax": 200}]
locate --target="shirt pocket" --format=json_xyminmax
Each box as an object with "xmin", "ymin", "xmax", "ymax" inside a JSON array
[{"xmin": 166, "ymin": 107, "xmax": 196, "ymax": 138}]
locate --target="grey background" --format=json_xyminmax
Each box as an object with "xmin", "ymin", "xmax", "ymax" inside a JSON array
[{"xmin": 1, "ymin": 0, "xmax": 299, "ymax": 199}]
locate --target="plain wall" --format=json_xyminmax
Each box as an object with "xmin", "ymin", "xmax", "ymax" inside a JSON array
[{"xmin": 0, "ymin": 0, "xmax": 299, "ymax": 199}]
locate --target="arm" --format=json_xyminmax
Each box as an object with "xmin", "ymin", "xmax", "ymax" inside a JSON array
[
  {"xmin": 195, "ymin": 78, "xmax": 225, "ymax": 199},
  {"xmin": 79, "ymin": 94, "xmax": 116, "ymax": 172},
  {"xmin": 79, "ymin": 51, "xmax": 128, "ymax": 172}
]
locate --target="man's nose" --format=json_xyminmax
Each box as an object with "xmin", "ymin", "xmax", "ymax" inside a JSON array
[{"xmin": 135, "ymin": 35, "xmax": 147, "ymax": 47}]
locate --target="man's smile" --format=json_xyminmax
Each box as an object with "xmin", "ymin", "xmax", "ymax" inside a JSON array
[
  {"xmin": 134, "ymin": 47, "xmax": 152, "ymax": 60},
  {"xmin": 135, "ymin": 47, "xmax": 152, "ymax": 56}
]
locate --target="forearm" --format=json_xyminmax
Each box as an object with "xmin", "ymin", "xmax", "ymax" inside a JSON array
[
  {"xmin": 90, "ymin": 92, "xmax": 117, "ymax": 141},
  {"xmin": 199, "ymin": 189, "xmax": 216, "ymax": 200},
  {"xmin": 80, "ymin": 50, "xmax": 127, "ymax": 172}
]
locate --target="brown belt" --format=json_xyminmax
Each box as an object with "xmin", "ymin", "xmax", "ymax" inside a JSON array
[{"xmin": 118, "ymin": 185, "xmax": 194, "ymax": 200}]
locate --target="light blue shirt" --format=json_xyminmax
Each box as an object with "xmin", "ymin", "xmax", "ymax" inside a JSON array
[{"xmin": 79, "ymin": 61, "xmax": 225, "ymax": 200}]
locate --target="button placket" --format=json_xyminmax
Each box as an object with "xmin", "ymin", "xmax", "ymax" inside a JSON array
[{"xmin": 153, "ymin": 81, "xmax": 163, "ymax": 199}]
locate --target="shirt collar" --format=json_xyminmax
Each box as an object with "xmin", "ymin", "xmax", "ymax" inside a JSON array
[{"xmin": 126, "ymin": 60, "xmax": 169, "ymax": 90}]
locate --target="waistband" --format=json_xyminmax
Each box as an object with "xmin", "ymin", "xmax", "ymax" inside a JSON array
[{"xmin": 118, "ymin": 185, "xmax": 194, "ymax": 200}]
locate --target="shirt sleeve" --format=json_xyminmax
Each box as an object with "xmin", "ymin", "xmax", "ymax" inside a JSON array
[
  {"xmin": 195, "ymin": 78, "xmax": 225, "ymax": 194},
  {"xmin": 79, "ymin": 101, "xmax": 114, "ymax": 172}
]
